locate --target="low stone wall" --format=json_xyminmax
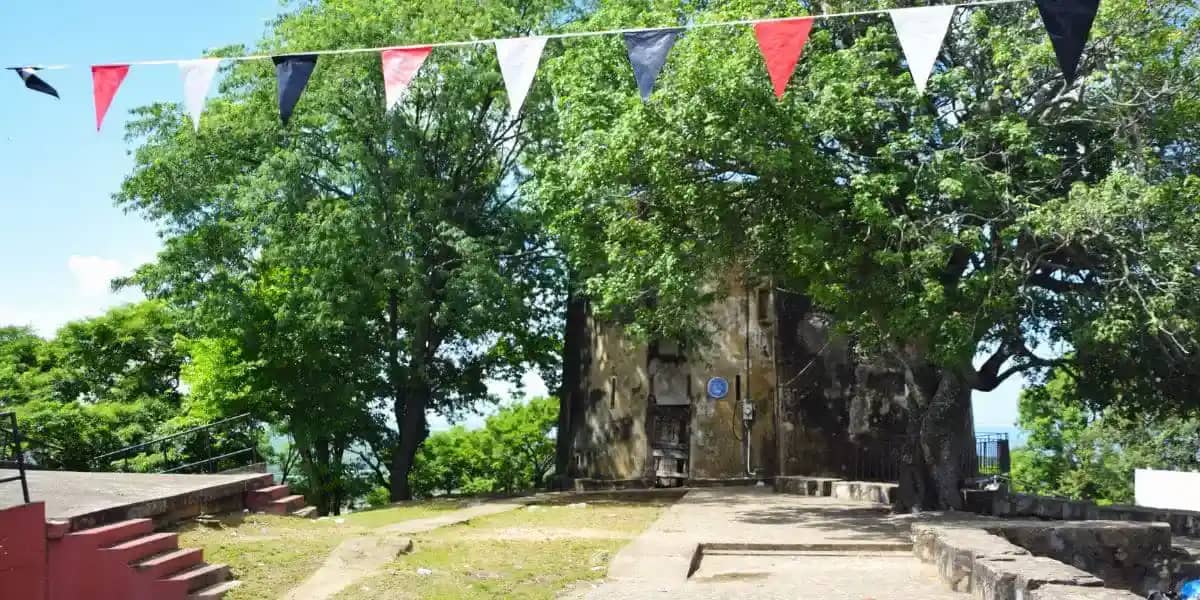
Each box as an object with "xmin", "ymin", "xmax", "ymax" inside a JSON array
[
  {"xmin": 988, "ymin": 521, "xmax": 1172, "ymax": 594},
  {"xmin": 572, "ymin": 478, "xmax": 652, "ymax": 492},
  {"xmin": 774, "ymin": 476, "xmax": 897, "ymax": 505},
  {"xmin": 967, "ymin": 489, "xmax": 1200, "ymax": 538},
  {"xmin": 914, "ymin": 521, "xmax": 1152, "ymax": 600},
  {"xmin": 773, "ymin": 476, "xmax": 839, "ymax": 497}
]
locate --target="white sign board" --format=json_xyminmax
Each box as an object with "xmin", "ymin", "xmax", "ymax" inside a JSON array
[{"xmin": 1135, "ymin": 469, "xmax": 1200, "ymax": 511}]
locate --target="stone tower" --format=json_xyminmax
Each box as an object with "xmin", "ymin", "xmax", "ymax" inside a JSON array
[{"xmin": 557, "ymin": 282, "xmax": 954, "ymax": 487}]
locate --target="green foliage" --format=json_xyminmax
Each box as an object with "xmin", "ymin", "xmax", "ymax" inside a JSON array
[
  {"xmin": 410, "ymin": 396, "xmax": 559, "ymax": 498},
  {"xmin": 537, "ymin": 0, "xmax": 1200, "ymax": 377},
  {"xmin": 0, "ymin": 326, "xmax": 55, "ymax": 406},
  {"xmin": 1012, "ymin": 368, "xmax": 1200, "ymax": 505},
  {"xmin": 16, "ymin": 397, "xmax": 175, "ymax": 470},
  {"xmin": 116, "ymin": 0, "xmax": 576, "ymax": 503},
  {"xmin": 365, "ymin": 486, "xmax": 392, "ymax": 508},
  {"xmin": 532, "ymin": 0, "xmax": 1200, "ymax": 507},
  {"xmin": 0, "ymin": 302, "xmax": 191, "ymax": 470}
]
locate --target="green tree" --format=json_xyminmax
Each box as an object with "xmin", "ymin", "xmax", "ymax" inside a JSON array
[
  {"xmin": 0, "ymin": 326, "xmax": 55, "ymax": 406},
  {"xmin": 1013, "ymin": 368, "xmax": 1200, "ymax": 505},
  {"xmin": 409, "ymin": 396, "xmax": 559, "ymax": 498},
  {"xmin": 533, "ymin": 0, "xmax": 1200, "ymax": 509},
  {"xmin": 50, "ymin": 300, "xmax": 185, "ymax": 405},
  {"xmin": 0, "ymin": 302, "xmax": 187, "ymax": 470},
  {"xmin": 117, "ymin": 0, "xmax": 576, "ymax": 501}
]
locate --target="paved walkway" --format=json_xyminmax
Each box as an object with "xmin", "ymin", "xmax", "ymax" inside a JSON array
[{"xmin": 577, "ymin": 487, "xmax": 961, "ymax": 600}]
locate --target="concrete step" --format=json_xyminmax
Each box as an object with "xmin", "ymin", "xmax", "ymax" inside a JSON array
[
  {"xmin": 135, "ymin": 547, "xmax": 204, "ymax": 580},
  {"xmin": 160, "ymin": 563, "xmax": 231, "ymax": 594},
  {"xmin": 104, "ymin": 531, "xmax": 179, "ymax": 564},
  {"xmin": 292, "ymin": 506, "xmax": 319, "ymax": 519},
  {"xmin": 264, "ymin": 494, "xmax": 307, "ymax": 514},
  {"xmin": 188, "ymin": 579, "xmax": 241, "ymax": 599},
  {"xmin": 246, "ymin": 484, "xmax": 290, "ymax": 504},
  {"xmin": 66, "ymin": 518, "xmax": 154, "ymax": 548}
]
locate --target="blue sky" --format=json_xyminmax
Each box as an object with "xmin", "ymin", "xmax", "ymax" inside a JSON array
[
  {"xmin": 0, "ymin": 1, "xmax": 1022, "ymax": 433},
  {"xmin": 0, "ymin": 0, "xmax": 280, "ymax": 336}
]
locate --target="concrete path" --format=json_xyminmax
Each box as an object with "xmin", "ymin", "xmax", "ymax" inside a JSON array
[
  {"xmin": 575, "ymin": 486, "xmax": 961, "ymax": 600},
  {"xmin": 282, "ymin": 499, "xmax": 528, "ymax": 600},
  {"xmin": 375, "ymin": 500, "xmax": 528, "ymax": 535}
]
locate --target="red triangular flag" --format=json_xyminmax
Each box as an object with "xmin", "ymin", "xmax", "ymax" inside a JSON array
[
  {"xmin": 381, "ymin": 47, "xmax": 433, "ymax": 111},
  {"xmin": 754, "ymin": 18, "xmax": 814, "ymax": 99},
  {"xmin": 92, "ymin": 65, "xmax": 130, "ymax": 132}
]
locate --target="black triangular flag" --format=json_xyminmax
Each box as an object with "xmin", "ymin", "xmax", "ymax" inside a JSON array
[
  {"xmin": 273, "ymin": 55, "xmax": 318, "ymax": 125},
  {"xmin": 9, "ymin": 67, "xmax": 59, "ymax": 99},
  {"xmin": 1035, "ymin": 0, "xmax": 1101, "ymax": 84},
  {"xmin": 624, "ymin": 29, "xmax": 682, "ymax": 101}
]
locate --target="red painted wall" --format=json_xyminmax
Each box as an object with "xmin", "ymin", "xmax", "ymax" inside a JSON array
[{"xmin": 0, "ymin": 501, "xmax": 47, "ymax": 600}]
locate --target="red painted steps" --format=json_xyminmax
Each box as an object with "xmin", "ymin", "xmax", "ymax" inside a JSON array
[
  {"xmin": 49, "ymin": 517, "xmax": 239, "ymax": 600},
  {"xmin": 245, "ymin": 480, "xmax": 318, "ymax": 518}
]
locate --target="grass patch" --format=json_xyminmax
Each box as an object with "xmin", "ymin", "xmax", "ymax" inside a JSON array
[
  {"xmin": 178, "ymin": 515, "xmax": 371, "ymax": 600},
  {"xmin": 334, "ymin": 502, "xmax": 667, "ymax": 600},
  {"xmin": 179, "ymin": 498, "xmax": 669, "ymax": 600}
]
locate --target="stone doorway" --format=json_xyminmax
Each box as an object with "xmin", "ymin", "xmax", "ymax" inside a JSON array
[{"xmin": 650, "ymin": 404, "xmax": 690, "ymax": 487}]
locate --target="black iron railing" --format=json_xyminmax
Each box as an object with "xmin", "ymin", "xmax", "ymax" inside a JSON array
[
  {"xmin": 92, "ymin": 413, "xmax": 262, "ymax": 474},
  {"xmin": 843, "ymin": 436, "xmax": 902, "ymax": 483},
  {"xmin": 840, "ymin": 432, "xmax": 1011, "ymax": 484},
  {"xmin": 975, "ymin": 432, "xmax": 1011, "ymax": 476},
  {"xmin": 0, "ymin": 411, "xmax": 31, "ymax": 503}
]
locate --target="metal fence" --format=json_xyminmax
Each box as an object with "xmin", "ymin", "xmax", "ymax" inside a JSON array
[
  {"xmin": 975, "ymin": 432, "xmax": 1012, "ymax": 477},
  {"xmin": 842, "ymin": 432, "xmax": 1011, "ymax": 483},
  {"xmin": 92, "ymin": 413, "xmax": 263, "ymax": 474},
  {"xmin": 0, "ymin": 411, "xmax": 30, "ymax": 503}
]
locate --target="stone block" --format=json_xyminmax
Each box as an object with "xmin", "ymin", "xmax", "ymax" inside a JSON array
[
  {"xmin": 912, "ymin": 523, "xmax": 1030, "ymax": 594},
  {"xmin": 964, "ymin": 489, "xmax": 998, "ymax": 515},
  {"xmin": 989, "ymin": 521, "xmax": 1171, "ymax": 593},
  {"xmin": 913, "ymin": 520, "xmax": 1175, "ymax": 600},
  {"xmin": 1028, "ymin": 584, "xmax": 1144, "ymax": 599},
  {"xmin": 972, "ymin": 555, "xmax": 1102, "ymax": 600},
  {"xmin": 831, "ymin": 481, "xmax": 897, "ymax": 505},
  {"xmin": 773, "ymin": 476, "xmax": 839, "ymax": 497}
]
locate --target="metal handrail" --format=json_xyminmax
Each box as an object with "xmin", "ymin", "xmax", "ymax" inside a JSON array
[
  {"xmin": 94, "ymin": 413, "xmax": 253, "ymax": 461},
  {"xmin": 0, "ymin": 411, "xmax": 30, "ymax": 504},
  {"xmin": 161, "ymin": 448, "xmax": 256, "ymax": 474},
  {"xmin": 92, "ymin": 413, "xmax": 261, "ymax": 475}
]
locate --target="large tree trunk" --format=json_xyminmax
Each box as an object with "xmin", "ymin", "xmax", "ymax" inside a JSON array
[
  {"xmin": 554, "ymin": 289, "xmax": 587, "ymax": 489},
  {"xmin": 294, "ymin": 428, "xmax": 336, "ymax": 516},
  {"xmin": 895, "ymin": 361, "xmax": 975, "ymax": 512},
  {"xmin": 390, "ymin": 379, "xmax": 430, "ymax": 501}
]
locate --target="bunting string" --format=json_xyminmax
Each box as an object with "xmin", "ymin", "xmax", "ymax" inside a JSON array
[
  {"xmin": 7, "ymin": 0, "xmax": 1102, "ymax": 131},
  {"xmin": 20, "ymin": 0, "xmax": 1029, "ymax": 71}
]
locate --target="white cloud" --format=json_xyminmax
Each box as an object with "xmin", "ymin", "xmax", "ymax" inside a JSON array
[
  {"xmin": 0, "ymin": 256, "xmax": 145, "ymax": 337},
  {"xmin": 67, "ymin": 255, "xmax": 126, "ymax": 298}
]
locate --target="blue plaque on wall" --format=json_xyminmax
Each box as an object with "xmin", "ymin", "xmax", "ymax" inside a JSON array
[{"xmin": 707, "ymin": 377, "xmax": 729, "ymax": 399}]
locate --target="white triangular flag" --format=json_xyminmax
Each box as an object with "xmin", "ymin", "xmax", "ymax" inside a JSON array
[
  {"xmin": 495, "ymin": 36, "xmax": 548, "ymax": 119},
  {"xmin": 178, "ymin": 59, "xmax": 221, "ymax": 131},
  {"xmin": 889, "ymin": 6, "xmax": 956, "ymax": 94}
]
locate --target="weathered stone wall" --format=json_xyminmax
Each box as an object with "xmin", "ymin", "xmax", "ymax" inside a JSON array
[
  {"xmin": 569, "ymin": 283, "xmax": 922, "ymax": 484},
  {"xmin": 687, "ymin": 284, "xmax": 777, "ymax": 480},
  {"xmin": 569, "ymin": 281, "xmax": 778, "ymax": 482},
  {"xmin": 773, "ymin": 290, "xmax": 910, "ymax": 479},
  {"xmin": 569, "ymin": 312, "xmax": 651, "ymax": 481}
]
